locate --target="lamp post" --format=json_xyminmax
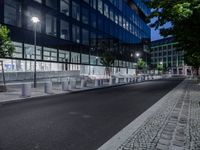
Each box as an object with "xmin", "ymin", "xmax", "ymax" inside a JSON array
[
  {"xmin": 31, "ymin": 16, "xmax": 40, "ymax": 88},
  {"xmin": 135, "ymin": 52, "xmax": 140, "ymax": 75}
]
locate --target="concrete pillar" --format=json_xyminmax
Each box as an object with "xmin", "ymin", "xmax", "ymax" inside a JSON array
[
  {"xmin": 69, "ymin": 79, "xmax": 76, "ymax": 90},
  {"xmin": 44, "ymin": 81, "xmax": 53, "ymax": 94},
  {"xmin": 21, "ymin": 83, "xmax": 31, "ymax": 97},
  {"xmin": 62, "ymin": 81, "xmax": 69, "ymax": 91},
  {"xmin": 95, "ymin": 79, "xmax": 100, "ymax": 87},
  {"xmin": 124, "ymin": 77, "xmax": 127, "ymax": 83},
  {"xmin": 81, "ymin": 79, "xmax": 87, "ymax": 88},
  {"xmin": 115, "ymin": 78, "xmax": 119, "ymax": 84},
  {"xmin": 109, "ymin": 77, "xmax": 113, "ymax": 85}
]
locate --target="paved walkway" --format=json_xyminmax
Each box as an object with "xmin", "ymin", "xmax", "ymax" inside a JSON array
[{"xmin": 98, "ymin": 78, "xmax": 200, "ymax": 150}]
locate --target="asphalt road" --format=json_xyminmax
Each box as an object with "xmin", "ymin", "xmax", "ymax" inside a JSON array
[{"xmin": 0, "ymin": 78, "xmax": 184, "ymax": 150}]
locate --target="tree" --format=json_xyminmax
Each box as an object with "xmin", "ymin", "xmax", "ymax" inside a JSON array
[
  {"xmin": 0, "ymin": 24, "xmax": 15, "ymax": 91},
  {"xmin": 137, "ymin": 58, "xmax": 146, "ymax": 74},
  {"xmin": 156, "ymin": 63, "xmax": 164, "ymax": 74},
  {"xmin": 184, "ymin": 51, "xmax": 200, "ymax": 75},
  {"xmin": 147, "ymin": 0, "xmax": 200, "ymax": 71},
  {"xmin": 137, "ymin": 58, "xmax": 146, "ymax": 70},
  {"xmin": 100, "ymin": 51, "xmax": 115, "ymax": 76}
]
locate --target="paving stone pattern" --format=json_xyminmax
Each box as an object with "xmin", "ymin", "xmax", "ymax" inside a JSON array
[{"xmin": 117, "ymin": 79, "xmax": 200, "ymax": 150}]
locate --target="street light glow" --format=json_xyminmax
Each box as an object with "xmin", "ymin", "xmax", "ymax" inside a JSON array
[
  {"xmin": 136, "ymin": 53, "xmax": 140, "ymax": 57},
  {"xmin": 160, "ymin": 61, "xmax": 163, "ymax": 65},
  {"xmin": 31, "ymin": 16, "xmax": 40, "ymax": 24}
]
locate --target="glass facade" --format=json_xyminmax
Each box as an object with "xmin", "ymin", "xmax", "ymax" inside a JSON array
[{"xmin": 1, "ymin": 0, "xmax": 150, "ymax": 74}]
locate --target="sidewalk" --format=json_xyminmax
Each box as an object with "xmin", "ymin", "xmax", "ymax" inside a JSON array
[{"xmin": 98, "ymin": 78, "xmax": 200, "ymax": 150}]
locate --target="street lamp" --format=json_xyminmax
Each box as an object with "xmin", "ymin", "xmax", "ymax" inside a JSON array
[
  {"xmin": 136, "ymin": 52, "xmax": 140, "ymax": 58},
  {"xmin": 31, "ymin": 16, "xmax": 40, "ymax": 88},
  {"xmin": 135, "ymin": 52, "xmax": 140, "ymax": 75}
]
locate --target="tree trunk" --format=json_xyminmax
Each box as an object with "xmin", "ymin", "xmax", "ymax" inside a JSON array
[
  {"xmin": 0, "ymin": 60, "xmax": 6, "ymax": 92},
  {"xmin": 105, "ymin": 67, "xmax": 111, "ymax": 77},
  {"xmin": 196, "ymin": 68, "xmax": 199, "ymax": 76}
]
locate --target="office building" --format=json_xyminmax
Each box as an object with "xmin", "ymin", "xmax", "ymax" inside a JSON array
[{"xmin": 0, "ymin": 0, "xmax": 150, "ymax": 80}]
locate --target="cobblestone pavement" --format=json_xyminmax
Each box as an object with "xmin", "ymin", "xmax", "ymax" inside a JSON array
[{"xmin": 117, "ymin": 79, "xmax": 200, "ymax": 150}]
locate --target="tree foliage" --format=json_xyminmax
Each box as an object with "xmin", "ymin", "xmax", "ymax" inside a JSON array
[
  {"xmin": 0, "ymin": 24, "xmax": 15, "ymax": 57},
  {"xmin": 100, "ymin": 51, "xmax": 115, "ymax": 67},
  {"xmin": 137, "ymin": 58, "xmax": 146, "ymax": 70},
  {"xmin": 100, "ymin": 51, "xmax": 115, "ymax": 76},
  {"xmin": 147, "ymin": 0, "xmax": 200, "ymax": 69}
]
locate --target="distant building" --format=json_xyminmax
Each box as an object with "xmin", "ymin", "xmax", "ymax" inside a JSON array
[{"xmin": 150, "ymin": 37, "xmax": 191, "ymax": 75}]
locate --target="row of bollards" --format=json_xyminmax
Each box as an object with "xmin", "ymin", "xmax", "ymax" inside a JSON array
[{"xmin": 21, "ymin": 75, "xmax": 154, "ymax": 98}]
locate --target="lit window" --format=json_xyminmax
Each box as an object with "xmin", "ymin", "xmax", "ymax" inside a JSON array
[
  {"xmin": 104, "ymin": 3, "xmax": 109, "ymax": 18},
  {"xmin": 98, "ymin": 0, "xmax": 103, "ymax": 14},
  {"xmin": 43, "ymin": 47, "xmax": 57, "ymax": 61}
]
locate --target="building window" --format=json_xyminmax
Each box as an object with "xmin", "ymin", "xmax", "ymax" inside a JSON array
[
  {"xmin": 72, "ymin": 1, "xmax": 80, "ymax": 21},
  {"xmin": 109, "ymin": 8, "xmax": 114, "ymax": 21},
  {"xmin": 60, "ymin": 20, "xmax": 70, "ymax": 40},
  {"xmin": 59, "ymin": 50, "xmax": 70, "ymax": 62},
  {"xmin": 60, "ymin": 0, "xmax": 70, "ymax": 16},
  {"xmin": 72, "ymin": 24, "xmax": 80, "ymax": 43},
  {"xmin": 81, "ymin": 53, "xmax": 89, "ymax": 64},
  {"xmin": 43, "ymin": 47, "xmax": 57, "ymax": 61},
  {"xmin": 34, "ymin": 0, "xmax": 42, "ymax": 3},
  {"xmin": 46, "ymin": 14, "xmax": 57, "ymax": 36},
  {"xmin": 119, "ymin": 15, "xmax": 122, "ymax": 27},
  {"xmin": 71, "ymin": 52, "xmax": 80, "ymax": 63},
  {"xmin": 90, "ymin": 55, "xmax": 97, "ymax": 65},
  {"xmin": 90, "ymin": 13, "xmax": 96, "ymax": 28},
  {"xmin": 98, "ymin": 0, "xmax": 103, "ymax": 14},
  {"xmin": 24, "ymin": 44, "xmax": 42, "ymax": 60},
  {"xmin": 4, "ymin": 0, "xmax": 22, "ymax": 27},
  {"xmin": 82, "ymin": 29, "xmax": 89, "ymax": 45},
  {"xmin": 90, "ymin": 0, "xmax": 96, "ymax": 9},
  {"xmin": 168, "ymin": 45, "xmax": 172, "ymax": 49},
  {"xmin": 82, "ymin": 7, "xmax": 89, "ymax": 24},
  {"xmin": 46, "ymin": 0, "xmax": 57, "ymax": 9},
  {"xmin": 115, "ymin": 13, "xmax": 118, "ymax": 24},
  {"xmin": 83, "ymin": 0, "xmax": 89, "ymax": 4},
  {"xmin": 12, "ymin": 42, "xmax": 23, "ymax": 58},
  {"xmin": 104, "ymin": 3, "xmax": 109, "ymax": 18}
]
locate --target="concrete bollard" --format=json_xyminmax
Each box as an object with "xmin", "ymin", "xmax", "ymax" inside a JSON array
[
  {"xmin": 109, "ymin": 77, "xmax": 113, "ymax": 85},
  {"xmin": 62, "ymin": 81, "xmax": 69, "ymax": 91},
  {"xmin": 115, "ymin": 78, "xmax": 119, "ymax": 84},
  {"xmin": 100, "ymin": 79, "xmax": 103, "ymax": 86},
  {"xmin": 45, "ymin": 81, "xmax": 53, "ymax": 94},
  {"xmin": 21, "ymin": 83, "xmax": 31, "ymax": 97},
  {"xmin": 69, "ymin": 79, "xmax": 76, "ymax": 90},
  {"xmin": 95, "ymin": 79, "xmax": 100, "ymax": 87},
  {"xmin": 81, "ymin": 79, "xmax": 87, "ymax": 88}
]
